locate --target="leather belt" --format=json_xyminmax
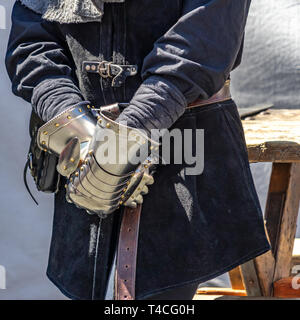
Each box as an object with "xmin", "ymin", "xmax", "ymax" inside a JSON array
[
  {"xmin": 114, "ymin": 79, "xmax": 231, "ymax": 300},
  {"xmin": 83, "ymin": 61, "xmax": 138, "ymax": 88},
  {"xmin": 115, "ymin": 205, "xmax": 142, "ymax": 300},
  {"xmin": 187, "ymin": 79, "xmax": 231, "ymax": 109}
]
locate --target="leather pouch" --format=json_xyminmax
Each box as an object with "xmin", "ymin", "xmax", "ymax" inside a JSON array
[{"xmin": 24, "ymin": 111, "xmax": 61, "ymax": 204}]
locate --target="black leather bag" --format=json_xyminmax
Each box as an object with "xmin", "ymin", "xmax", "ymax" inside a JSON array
[{"xmin": 24, "ymin": 111, "xmax": 61, "ymax": 204}]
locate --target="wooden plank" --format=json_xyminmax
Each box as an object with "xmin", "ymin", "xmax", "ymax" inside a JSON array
[
  {"xmin": 273, "ymin": 276, "xmax": 300, "ymax": 298},
  {"xmin": 244, "ymin": 121, "xmax": 300, "ymax": 145},
  {"xmin": 238, "ymin": 104, "xmax": 273, "ymax": 120},
  {"xmin": 247, "ymin": 164, "xmax": 290, "ymax": 297},
  {"xmin": 243, "ymin": 109, "xmax": 300, "ymax": 162},
  {"xmin": 229, "ymin": 266, "xmax": 245, "ymax": 290},
  {"xmin": 240, "ymin": 260, "xmax": 262, "ymax": 296},
  {"xmin": 254, "ymin": 249, "xmax": 275, "ymax": 296},
  {"xmin": 253, "ymin": 214, "xmax": 275, "ymax": 296},
  {"xmin": 265, "ymin": 163, "xmax": 291, "ymax": 256},
  {"xmin": 247, "ymin": 142, "xmax": 300, "ymax": 163},
  {"xmin": 196, "ymin": 288, "xmax": 246, "ymax": 296},
  {"xmin": 272, "ymin": 163, "xmax": 300, "ymax": 282}
]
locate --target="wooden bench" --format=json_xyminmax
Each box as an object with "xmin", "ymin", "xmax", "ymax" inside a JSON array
[{"xmin": 196, "ymin": 108, "xmax": 300, "ymax": 299}]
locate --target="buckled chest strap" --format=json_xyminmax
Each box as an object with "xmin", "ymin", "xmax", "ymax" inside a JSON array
[{"xmin": 83, "ymin": 61, "xmax": 138, "ymax": 87}]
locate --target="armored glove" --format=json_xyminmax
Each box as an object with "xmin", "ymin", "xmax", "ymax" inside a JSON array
[
  {"xmin": 65, "ymin": 107, "xmax": 159, "ymax": 216},
  {"xmin": 37, "ymin": 102, "xmax": 158, "ymax": 217}
]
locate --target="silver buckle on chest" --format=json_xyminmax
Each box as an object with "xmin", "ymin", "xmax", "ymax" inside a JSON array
[{"xmin": 83, "ymin": 60, "xmax": 138, "ymax": 87}]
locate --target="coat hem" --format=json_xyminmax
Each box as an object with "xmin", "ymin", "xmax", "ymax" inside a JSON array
[
  {"xmin": 46, "ymin": 244, "xmax": 270, "ymax": 300},
  {"xmin": 136, "ymin": 244, "xmax": 271, "ymax": 300},
  {"xmin": 46, "ymin": 271, "xmax": 83, "ymax": 300}
]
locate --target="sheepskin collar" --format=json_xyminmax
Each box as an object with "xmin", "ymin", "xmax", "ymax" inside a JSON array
[{"xmin": 19, "ymin": 0, "xmax": 125, "ymax": 23}]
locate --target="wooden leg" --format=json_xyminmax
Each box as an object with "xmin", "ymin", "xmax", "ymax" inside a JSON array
[
  {"xmin": 245, "ymin": 163, "xmax": 300, "ymax": 296},
  {"xmin": 229, "ymin": 266, "xmax": 245, "ymax": 290},
  {"xmin": 240, "ymin": 260, "xmax": 262, "ymax": 296},
  {"xmin": 272, "ymin": 163, "xmax": 300, "ymax": 282}
]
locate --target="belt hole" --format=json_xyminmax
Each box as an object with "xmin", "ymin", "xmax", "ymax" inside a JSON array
[
  {"xmin": 124, "ymin": 295, "xmax": 127, "ymax": 299},
  {"xmin": 126, "ymin": 247, "xmax": 130, "ymax": 251},
  {"xmin": 125, "ymin": 265, "xmax": 129, "ymax": 269},
  {"xmin": 124, "ymin": 279, "xmax": 127, "ymax": 282}
]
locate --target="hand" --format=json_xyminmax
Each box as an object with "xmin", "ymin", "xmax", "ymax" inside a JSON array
[{"xmin": 65, "ymin": 108, "xmax": 159, "ymax": 216}]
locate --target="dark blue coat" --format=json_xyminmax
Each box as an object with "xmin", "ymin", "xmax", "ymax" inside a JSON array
[{"xmin": 5, "ymin": 0, "xmax": 270, "ymax": 299}]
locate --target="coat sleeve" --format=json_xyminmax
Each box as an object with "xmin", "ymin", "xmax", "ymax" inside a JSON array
[
  {"xmin": 117, "ymin": 0, "xmax": 251, "ymax": 134},
  {"xmin": 5, "ymin": 1, "xmax": 85, "ymax": 122}
]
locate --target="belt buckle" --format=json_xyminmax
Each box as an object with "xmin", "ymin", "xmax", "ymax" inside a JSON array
[
  {"xmin": 98, "ymin": 61, "xmax": 124, "ymax": 84},
  {"xmin": 98, "ymin": 61, "xmax": 111, "ymax": 78}
]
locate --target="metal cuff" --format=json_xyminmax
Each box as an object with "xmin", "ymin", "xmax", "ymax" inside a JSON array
[{"xmin": 37, "ymin": 102, "xmax": 97, "ymax": 156}]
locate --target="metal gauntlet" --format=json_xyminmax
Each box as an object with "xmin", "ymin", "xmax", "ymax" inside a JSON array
[
  {"xmin": 37, "ymin": 103, "xmax": 97, "ymax": 177},
  {"xmin": 65, "ymin": 107, "xmax": 159, "ymax": 216}
]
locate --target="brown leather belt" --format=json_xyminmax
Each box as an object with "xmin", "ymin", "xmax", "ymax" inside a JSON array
[
  {"xmin": 115, "ymin": 205, "xmax": 142, "ymax": 300},
  {"xmin": 187, "ymin": 79, "xmax": 231, "ymax": 109},
  {"xmin": 114, "ymin": 80, "xmax": 231, "ymax": 300}
]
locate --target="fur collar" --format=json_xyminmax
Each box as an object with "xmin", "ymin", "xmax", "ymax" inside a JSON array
[{"xmin": 19, "ymin": 0, "xmax": 125, "ymax": 23}]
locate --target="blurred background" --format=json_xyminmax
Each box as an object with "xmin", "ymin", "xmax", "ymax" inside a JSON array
[{"xmin": 0, "ymin": 0, "xmax": 299, "ymax": 299}]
